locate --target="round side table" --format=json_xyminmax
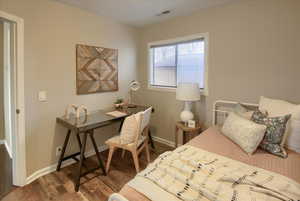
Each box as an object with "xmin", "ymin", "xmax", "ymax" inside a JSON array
[{"xmin": 175, "ymin": 121, "xmax": 202, "ymax": 148}]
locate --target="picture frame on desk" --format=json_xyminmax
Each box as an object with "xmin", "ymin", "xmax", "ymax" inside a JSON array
[{"xmin": 188, "ymin": 120, "xmax": 196, "ymax": 128}]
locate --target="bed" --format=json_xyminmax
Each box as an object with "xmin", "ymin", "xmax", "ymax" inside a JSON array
[{"xmin": 109, "ymin": 100, "xmax": 300, "ymax": 201}]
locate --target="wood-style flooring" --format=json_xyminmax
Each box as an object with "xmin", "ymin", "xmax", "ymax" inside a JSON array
[
  {"xmin": 0, "ymin": 144, "xmax": 14, "ymax": 200},
  {"xmin": 2, "ymin": 142, "xmax": 173, "ymax": 201}
]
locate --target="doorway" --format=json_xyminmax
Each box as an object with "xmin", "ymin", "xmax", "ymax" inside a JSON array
[
  {"xmin": 0, "ymin": 10, "xmax": 26, "ymax": 197},
  {"xmin": 0, "ymin": 18, "xmax": 14, "ymax": 199}
]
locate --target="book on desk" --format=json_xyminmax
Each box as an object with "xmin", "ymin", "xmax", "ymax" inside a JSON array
[{"xmin": 106, "ymin": 111, "xmax": 128, "ymax": 118}]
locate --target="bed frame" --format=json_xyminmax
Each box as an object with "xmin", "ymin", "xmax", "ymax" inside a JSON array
[
  {"xmin": 109, "ymin": 100, "xmax": 259, "ymax": 201},
  {"xmin": 213, "ymin": 100, "xmax": 258, "ymax": 126}
]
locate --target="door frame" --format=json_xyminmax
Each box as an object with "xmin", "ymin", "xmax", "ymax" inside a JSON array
[{"xmin": 0, "ymin": 10, "xmax": 26, "ymax": 186}]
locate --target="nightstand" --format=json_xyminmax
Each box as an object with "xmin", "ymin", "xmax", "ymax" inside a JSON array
[{"xmin": 175, "ymin": 121, "xmax": 202, "ymax": 148}]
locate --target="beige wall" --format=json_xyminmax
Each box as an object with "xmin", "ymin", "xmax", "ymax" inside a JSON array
[
  {"xmin": 0, "ymin": 0, "xmax": 139, "ymax": 176},
  {"xmin": 0, "ymin": 0, "xmax": 299, "ymax": 178},
  {"xmin": 134, "ymin": 0, "xmax": 300, "ymax": 142},
  {"xmin": 0, "ymin": 22, "xmax": 4, "ymax": 141}
]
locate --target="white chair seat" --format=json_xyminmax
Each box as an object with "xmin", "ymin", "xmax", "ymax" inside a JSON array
[{"xmin": 106, "ymin": 135, "xmax": 146, "ymax": 147}]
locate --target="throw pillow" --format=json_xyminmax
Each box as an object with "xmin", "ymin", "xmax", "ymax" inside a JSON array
[
  {"xmin": 259, "ymin": 96, "xmax": 300, "ymax": 153},
  {"xmin": 222, "ymin": 112, "xmax": 267, "ymax": 155},
  {"xmin": 251, "ymin": 110, "xmax": 291, "ymax": 158},
  {"xmin": 234, "ymin": 103, "xmax": 254, "ymax": 120},
  {"xmin": 120, "ymin": 112, "xmax": 142, "ymax": 145}
]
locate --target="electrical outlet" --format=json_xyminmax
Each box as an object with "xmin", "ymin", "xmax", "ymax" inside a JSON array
[{"xmin": 56, "ymin": 146, "xmax": 62, "ymax": 156}]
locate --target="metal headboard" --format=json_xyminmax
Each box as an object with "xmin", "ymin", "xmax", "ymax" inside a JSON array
[{"xmin": 213, "ymin": 100, "xmax": 258, "ymax": 126}]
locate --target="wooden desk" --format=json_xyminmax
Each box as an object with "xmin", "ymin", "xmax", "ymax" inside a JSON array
[{"xmin": 56, "ymin": 105, "xmax": 153, "ymax": 192}]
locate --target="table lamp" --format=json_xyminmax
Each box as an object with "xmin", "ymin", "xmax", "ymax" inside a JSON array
[{"xmin": 176, "ymin": 83, "xmax": 201, "ymax": 123}]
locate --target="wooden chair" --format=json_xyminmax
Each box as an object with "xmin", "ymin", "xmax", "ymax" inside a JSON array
[{"xmin": 105, "ymin": 107, "xmax": 152, "ymax": 173}]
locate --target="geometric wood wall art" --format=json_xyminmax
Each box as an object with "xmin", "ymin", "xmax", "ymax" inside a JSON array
[{"xmin": 76, "ymin": 44, "xmax": 118, "ymax": 94}]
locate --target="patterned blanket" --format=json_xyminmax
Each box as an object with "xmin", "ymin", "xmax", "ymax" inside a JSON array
[{"xmin": 129, "ymin": 145, "xmax": 300, "ymax": 201}]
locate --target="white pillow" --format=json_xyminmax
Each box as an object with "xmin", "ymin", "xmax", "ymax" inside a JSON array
[
  {"xmin": 222, "ymin": 112, "xmax": 267, "ymax": 155},
  {"xmin": 120, "ymin": 112, "xmax": 142, "ymax": 145},
  {"xmin": 259, "ymin": 96, "xmax": 300, "ymax": 153},
  {"xmin": 234, "ymin": 103, "xmax": 254, "ymax": 120}
]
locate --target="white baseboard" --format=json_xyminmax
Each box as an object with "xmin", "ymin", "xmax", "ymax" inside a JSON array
[
  {"xmin": 26, "ymin": 136, "xmax": 177, "ymax": 185},
  {"xmin": 26, "ymin": 144, "xmax": 108, "ymax": 185},
  {"xmin": 0, "ymin": 140, "xmax": 4, "ymax": 145},
  {"xmin": 152, "ymin": 136, "xmax": 176, "ymax": 148}
]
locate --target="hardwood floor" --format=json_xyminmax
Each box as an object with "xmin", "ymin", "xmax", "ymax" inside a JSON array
[
  {"xmin": 2, "ymin": 142, "xmax": 173, "ymax": 201},
  {"xmin": 0, "ymin": 144, "xmax": 14, "ymax": 200}
]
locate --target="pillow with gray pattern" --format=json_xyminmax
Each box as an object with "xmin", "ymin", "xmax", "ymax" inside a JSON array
[{"xmin": 251, "ymin": 110, "xmax": 291, "ymax": 158}]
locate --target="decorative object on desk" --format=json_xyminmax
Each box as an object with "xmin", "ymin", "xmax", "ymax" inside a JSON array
[
  {"xmin": 76, "ymin": 44, "xmax": 118, "ymax": 95},
  {"xmin": 64, "ymin": 104, "xmax": 88, "ymax": 119},
  {"xmin": 188, "ymin": 120, "xmax": 196, "ymax": 128},
  {"xmin": 76, "ymin": 105, "xmax": 88, "ymax": 119},
  {"xmin": 114, "ymin": 98, "xmax": 124, "ymax": 109},
  {"xmin": 176, "ymin": 83, "xmax": 201, "ymax": 123},
  {"xmin": 65, "ymin": 104, "xmax": 78, "ymax": 119},
  {"xmin": 128, "ymin": 80, "xmax": 140, "ymax": 108}
]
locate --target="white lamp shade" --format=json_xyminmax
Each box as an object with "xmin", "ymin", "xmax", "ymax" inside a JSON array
[{"xmin": 176, "ymin": 83, "xmax": 201, "ymax": 101}]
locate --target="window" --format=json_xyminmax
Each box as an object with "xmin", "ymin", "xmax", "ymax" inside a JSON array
[{"xmin": 148, "ymin": 34, "xmax": 208, "ymax": 94}]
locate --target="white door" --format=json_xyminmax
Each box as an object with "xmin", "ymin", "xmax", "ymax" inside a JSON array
[
  {"xmin": 3, "ymin": 21, "xmax": 13, "ymax": 158},
  {"xmin": 0, "ymin": 10, "xmax": 26, "ymax": 186}
]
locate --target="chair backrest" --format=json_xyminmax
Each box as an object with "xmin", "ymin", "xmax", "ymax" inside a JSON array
[
  {"xmin": 141, "ymin": 107, "xmax": 152, "ymax": 132},
  {"xmin": 133, "ymin": 112, "xmax": 144, "ymax": 145},
  {"xmin": 119, "ymin": 112, "xmax": 143, "ymax": 145},
  {"xmin": 127, "ymin": 107, "xmax": 152, "ymax": 146}
]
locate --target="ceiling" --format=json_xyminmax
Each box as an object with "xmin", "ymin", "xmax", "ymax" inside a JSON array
[{"xmin": 54, "ymin": 0, "xmax": 238, "ymax": 27}]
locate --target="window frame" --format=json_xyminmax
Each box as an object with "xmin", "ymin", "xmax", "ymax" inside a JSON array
[{"xmin": 147, "ymin": 33, "xmax": 209, "ymax": 96}]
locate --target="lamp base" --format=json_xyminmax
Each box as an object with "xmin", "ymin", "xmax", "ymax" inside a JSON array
[
  {"xmin": 180, "ymin": 110, "xmax": 194, "ymax": 123},
  {"xmin": 180, "ymin": 101, "xmax": 194, "ymax": 123}
]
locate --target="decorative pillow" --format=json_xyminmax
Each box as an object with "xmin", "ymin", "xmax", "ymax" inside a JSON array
[
  {"xmin": 120, "ymin": 112, "xmax": 142, "ymax": 145},
  {"xmin": 222, "ymin": 112, "xmax": 267, "ymax": 155},
  {"xmin": 251, "ymin": 110, "xmax": 291, "ymax": 158},
  {"xmin": 234, "ymin": 103, "xmax": 254, "ymax": 120},
  {"xmin": 259, "ymin": 96, "xmax": 300, "ymax": 153}
]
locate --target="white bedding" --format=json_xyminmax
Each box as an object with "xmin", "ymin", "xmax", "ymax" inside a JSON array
[{"xmin": 128, "ymin": 145, "xmax": 300, "ymax": 201}]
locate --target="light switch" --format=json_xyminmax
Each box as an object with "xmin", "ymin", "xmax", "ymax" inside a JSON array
[{"xmin": 38, "ymin": 91, "xmax": 47, "ymax": 102}]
